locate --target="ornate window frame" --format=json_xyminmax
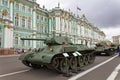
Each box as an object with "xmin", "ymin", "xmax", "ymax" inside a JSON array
[
  {"xmin": 15, "ymin": 13, "xmax": 19, "ymax": 26},
  {"xmin": 2, "ymin": 0, "xmax": 9, "ymax": 7}
]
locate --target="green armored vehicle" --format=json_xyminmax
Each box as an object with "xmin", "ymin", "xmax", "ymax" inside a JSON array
[
  {"xmin": 19, "ymin": 36, "xmax": 96, "ymax": 75},
  {"xmin": 95, "ymin": 41, "xmax": 116, "ymax": 56},
  {"xmin": 110, "ymin": 44, "xmax": 117, "ymax": 53}
]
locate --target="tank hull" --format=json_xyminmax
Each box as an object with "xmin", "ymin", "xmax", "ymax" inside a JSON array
[{"xmin": 19, "ymin": 44, "xmax": 96, "ymax": 75}]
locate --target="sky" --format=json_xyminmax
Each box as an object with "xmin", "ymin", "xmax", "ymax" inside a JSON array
[{"xmin": 36, "ymin": 0, "xmax": 120, "ymax": 41}]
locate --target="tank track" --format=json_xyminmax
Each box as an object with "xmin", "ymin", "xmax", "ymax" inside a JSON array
[
  {"xmin": 21, "ymin": 51, "xmax": 96, "ymax": 76},
  {"xmin": 47, "ymin": 50, "xmax": 96, "ymax": 76}
]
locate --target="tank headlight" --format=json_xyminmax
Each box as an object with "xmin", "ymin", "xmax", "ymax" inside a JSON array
[{"xmin": 50, "ymin": 48, "xmax": 53, "ymax": 52}]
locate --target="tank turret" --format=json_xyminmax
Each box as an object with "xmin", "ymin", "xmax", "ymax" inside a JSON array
[{"xmin": 19, "ymin": 36, "xmax": 96, "ymax": 76}]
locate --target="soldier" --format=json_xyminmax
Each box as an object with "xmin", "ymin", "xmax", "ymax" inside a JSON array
[{"xmin": 117, "ymin": 44, "xmax": 120, "ymax": 56}]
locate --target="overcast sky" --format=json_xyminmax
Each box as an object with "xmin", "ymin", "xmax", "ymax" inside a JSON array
[{"xmin": 36, "ymin": 0, "xmax": 120, "ymax": 41}]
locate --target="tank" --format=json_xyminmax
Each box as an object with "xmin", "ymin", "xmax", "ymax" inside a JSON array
[
  {"xmin": 94, "ymin": 41, "xmax": 116, "ymax": 56},
  {"xmin": 110, "ymin": 44, "xmax": 118, "ymax": 53},
  {"xmin": 19, "ymin": 36, "xmax": 96, "ymax": 75}
]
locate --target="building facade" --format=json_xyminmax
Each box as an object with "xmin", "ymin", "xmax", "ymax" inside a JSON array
[
  {"xmin": 0, "ymin": 0, "xmax": 105, "ymax": 49},
  {"xmin": 112, "ymin": 35, "xmax": 120, "ymax": 44}
]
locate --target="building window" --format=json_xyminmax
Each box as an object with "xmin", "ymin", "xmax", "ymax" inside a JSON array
[
  {"xmin": 28, "ymin": 7, "xmax": 31, "ymax": 13},
  {"xmin": 45, "ymin": 18, "xmax": 47, "ymax": 22},
  {"xmin": 22, "ymin": 5, "xmax": 25, "ymax": 12},
  {"xmin": 2, "ymin": 0, "xmax": 8, "ymax": 6},
  {"xmin": 53, "ymin": 17, "xmax": 55, "ymax": 21},
  {"xmin": 37, "ymin": 23, "xmax": 39, "ymax": 31},
  {"xmin": 22, "ymin": 16, "xmax": 25, "ymax": 28},
  {"xmin": 15, "ymin": 37, "xmax": 18, "ymax": 45},
  {"xmin": 15, "ymin": 17, "xmax": 19, "ymax": 26},
  {"xmin": 15, "ymin": 13, "xmax": 19, "ymax": 26},
  {"xmin": 41, "ymin": 16, "xmax": 43, "ymax": 21},
  {"xmin": 37, "ymin": 15, "xmax": 39, "ymax": 19},
  {"xmin": 22, "ymin": 40, "xmax": 25, "ymax": 47},
  {"xmin": 41, "ymin": 24, "xmax": 43, "ymax": 33},
  {"xmin": 15, "ymin": 3, "xmax": 19, "ymax": 10},
  {"xmin": 28, "ymin": 17, "xmax": 31, "ymax": 29},
  {"xmin": 45, "ymin": 26, "xmax": 47, "ymax": 33}
]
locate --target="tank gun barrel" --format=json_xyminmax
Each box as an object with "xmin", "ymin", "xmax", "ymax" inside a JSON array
[
  {"xmin": 21, "ymin": 38, "xmax": 45, "ymax": 41},
  {"xmin": 21, "ymin": 36, "xmax": 73, "ymax": 45}
]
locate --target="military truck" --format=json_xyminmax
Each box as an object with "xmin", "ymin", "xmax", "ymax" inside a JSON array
[
  {"xmin": 94, "ymin": 41, "xmax": 116, "ymax": 56},
  {"xmin": 19, "ymin": 36, "xmax": 96, "ymax": 75}
]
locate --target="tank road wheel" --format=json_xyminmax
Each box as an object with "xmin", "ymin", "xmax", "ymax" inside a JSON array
[
  {"xmin": 60, "ymin": 58, "xmax": 69, "ymax": 76},
  {"xmin": 84, "ymin": 55, "xmax": 89, "ymax": 65},
  {"xmin": 52, "ymin": 58, "xmax": 59, "ymax": 70},
  {"xmin": 89, "ymin": 54, "xmax": 95, "ymax": 64},
  {"xmin": 69, "ymin": 57, "xmax": 77, "ymax": 73},
  {"xmin": 78, "ymin": 56, "xmax": 84, "ymax": 68}
]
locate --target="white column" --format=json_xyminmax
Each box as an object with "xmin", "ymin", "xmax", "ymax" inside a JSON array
[
  {"xmin": 62, "ymin": 18, "xmax": 64, "ymax": 32},
  {"xmin": 4, "ymin": 27, "xmax": 8, "ymax": 48},
  {"xmin": 4, "ymin": 26, "xmax": 13, "ymax": 48},
  {"xmin": 81, "ymin": 26, "xmax": 84, "ymax": 37},
  {"xmin": 55, "ymin": 17, "xmax": 60, "ymax": 32},
  {"xmin": 48, "ymin": 18, "xmax": 52, "ymax": 34},
  {"xmin": 66, "ymin": 20, "xmax": 68, "ymax": 33},
  {"xmin": 33, "ymin": 9, "xmax": 36, "ymax": 48},
  {"xmin": 4, "ymin": 1, "xmax": 14, "ymax": 48},
  {"xmin": 10, "ymin": 28, "xmax": 13, "ymax": 48},
  {"xmin": 70, "ymin": 21, "xmax": 71, "ymax": 33},
  {"xmin": 10, "ymin": 2, "xmax": 13, "ymax": 48},
  {"xmin": 10, "ymin": 2, "xmax": 13, "ymax": 21},
  {"xmin": 77, "ymin": 25, "xmax": 80, "ymax": 36}
]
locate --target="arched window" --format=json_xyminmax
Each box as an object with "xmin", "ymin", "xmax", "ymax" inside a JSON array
[
  {"xmin": 2, "ymin": 0, "xmax": 8, "ymax": 6},
  {"xmin": 28, "ymin": 7, "xmax": 31, "ymax": 13},
  {"xmin": 41, "ymin": 24, "xmax": 43, "ymax": 33},
  {"xmin": 15, "ymin": 37, "xmax": 18, "ymax": 45},
  {"xmin": 15, "ymin": 3, "xmax": 19, "ymax": 10},
  {"xmin": 22, "ymin": 16, "xmax": 25, "ymax": 28},
  {"xmin": 28, "ymin": 17, "xmax": 31, "ymax": 29},
  {"xmin": 37, "ymin": 23, "xmax": 39, "ymax": 31},
  {"xmin": 45, "ymin": 26, "xmax": 47, "ymax": 33},
  {"xmin": 15, "ymin": 13, "xmax": 19, "ymax": 26}
]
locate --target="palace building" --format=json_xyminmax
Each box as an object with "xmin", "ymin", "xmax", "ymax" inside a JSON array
[{"xmin": 0, "ymin": 0, "xmax": 105, "ymax": 49}]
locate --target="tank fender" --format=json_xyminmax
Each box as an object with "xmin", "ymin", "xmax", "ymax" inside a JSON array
[
  {"xmin": 42, "ymin": 53, "xmax": 71, "ymax": 63},
  {"xmin": 42, "ymin": 51, "xmax": 82, "ymax": 63},
  {"xmin": 42, "ymin": 54, "xmax": 57, "ymax": 63},
  {"xmin": 63, "ymin": 53, "xmax": 69, "ymax": 57},
  {"xmin": 19, "ymin": 53, "xmax": 33, "ymax": 61},
  {"xmin": 74, "ymin": 51, "xmax": 82, "ymax": 56}
]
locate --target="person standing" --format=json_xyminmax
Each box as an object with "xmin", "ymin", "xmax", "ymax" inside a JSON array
[{"xmin": 117, "ymin": 44, "xmax": 120, "ymax": 56}]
